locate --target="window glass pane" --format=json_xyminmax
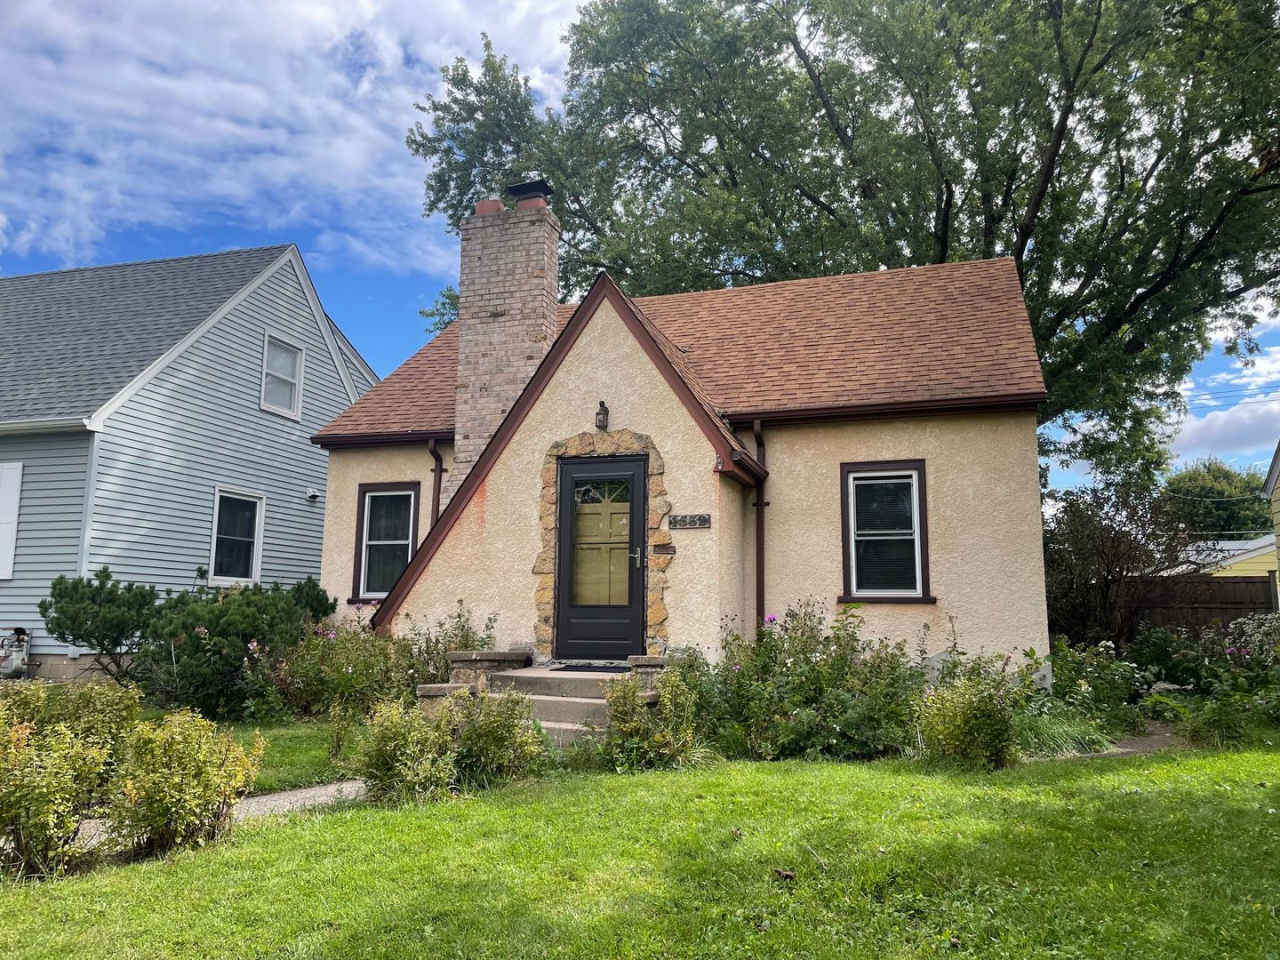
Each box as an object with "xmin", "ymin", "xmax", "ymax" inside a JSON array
[
  {"xmin": 855, "ymin": 538, "xmax": 917, "ymax": 592},
  {"xmin": 213, "ymin": 535, "xmax": 254, "ymax": 580},
  {"xmin": 854, "ymin": 479, "xmax": 913, "ymax": 532},
  {"xmin": 572, "ymin": 478, "xmax": 630, "ymax": 606},
  {"xmin": 367, "ymin": 493, "xmax": 412, "ymax": 542},
  {"xmin": 264, "ymin": 373, "xmax": 296, "ymax": 411},
  {"xmin": 266, "ymin": 339, "xmax": 299, "ymax": 378},
  {"xmin": 216, "ymin": 496, "xmax": 257, "ymax": 539},
  {"xmin": 365, "ymin": 542, "xmax": 410, "ymax": 594}
]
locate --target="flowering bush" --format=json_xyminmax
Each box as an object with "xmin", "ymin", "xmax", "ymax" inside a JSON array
[
  {"xmin": 106, "ymin": 711, "xmax": 261, "ymax": 854},
  {"xmin": 603, "ymin": 668, "xmax": 708, "ymax": 771},
  {"xmin": 1185, "ymin": 613, "xmax": 1280, "ymax": 696},
  {"xmin": 1049, "ymin": 637, "xmax": 1148, "ymax": 732},
  {"xmin": 399, "ymin": 601, "xmax": 497, "ymax": 684},
  {"xmin": 710, "ymin": 602, "xmax": 925, "ymax": 760},
  {"xmin": 278, "ymin": 622, "xmax": 420, "ymax": 717}
]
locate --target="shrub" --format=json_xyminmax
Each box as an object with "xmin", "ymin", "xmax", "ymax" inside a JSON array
[
  {"xmin": 357, "ymin": 700, "xmax": 457, "ymax": 803},
  {"xmin": 278, "ymin": 622, "xmax": 420, "ymax": 717},
  {"xmin": 136, "ymin": 583, "xmax": 309, "ymax": 721},
  {"xmin": 712, "ymin": 603, "xmax": 925, "ymax": 760},
  {"xmin": 1189, "ymin": 613, "xmax": 1280, "ymax": 696},
  {"xmin": 106, "ymin": 711, "xmax": 261, "ymax": 854},
  {"xmin": 917, "ymin": 660, "xmax": 1024, "ymax": 770},
  {"xmin": 0, "ymin": 709, "xmax": 108, "ymax": 877},
  {"xmin": 355, "ymin": 691, "xmax": 546, "ymax": 801},
  {"xmin": 0, "ymin": 681, "xmax": 141, "ymax": 795},
  {"xmin": 1049, "ymin": 638, "xmax": 1147, "ymax": 733},
  {"xmin": 288, "ymin": 577, "xmax": 338, "ymax": 623},
  {"xmin": 1181, "ymin": 694, "xmax": 1252, "ymax": 748},
  {"xmin": 38, "ymin": 567, "xmax": 158, "ymax": 684},
  {"xmin": 603, "ymin": 669, "xmax": 708, "ymax": 772}
]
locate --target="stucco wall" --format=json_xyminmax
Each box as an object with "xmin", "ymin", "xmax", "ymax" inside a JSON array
[
  {"xmin": 389, "ymin": 299, "xmax": 736, "ymax": 658},
  {"xmin": 320, "ymin": 442, "xmax": 451, "ymax": 609},
  {"xmin": 760, "ymin": 412, "xmax": 1048, "ymax": 658}
]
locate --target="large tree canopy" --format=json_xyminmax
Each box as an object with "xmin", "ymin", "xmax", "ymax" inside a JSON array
[
  {"xmin": 407, "ymin": 2, "xmax": 1280, "ymax": 467},
  {"xmin": 1157, "ymin": 457, "xmax": 1272, "ymax": 539}
]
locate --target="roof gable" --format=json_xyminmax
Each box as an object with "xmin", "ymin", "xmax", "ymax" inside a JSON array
[
  {"xmin": 315, "ymin": 257, "xmax": 1046, "ymax": 444},
  {"xmin": 0, "ymin": 245, "xmax": 291, "ymax": 426},
  {"xmin": 369, "ymin": 272, "xmax": 763, "ymax": 631}
]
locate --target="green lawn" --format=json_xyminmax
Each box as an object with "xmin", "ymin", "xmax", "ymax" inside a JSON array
[
  {"xmin": 226, "ymin": 720, "xmax": 337, "ymax": 794},
  {"xmin": 3, "ymin": 748, "xmax": 1278, "ymax": 958}
]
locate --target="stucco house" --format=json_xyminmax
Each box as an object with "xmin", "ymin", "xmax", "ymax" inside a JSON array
[
  {"xmin": 314, "ymin": 179, "xmax": 1049, "ymax": 672},
  {"xmin": 0, "ymin": 245, "xmax": 376, "ymax": 676}
]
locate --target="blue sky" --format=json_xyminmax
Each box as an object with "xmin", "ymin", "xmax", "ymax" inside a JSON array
[{"xmin": 2, "ymin": 1, "xmax": 1277, "ymax": 482}]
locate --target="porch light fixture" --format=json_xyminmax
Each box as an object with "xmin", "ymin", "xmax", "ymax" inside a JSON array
[{"xmin": 595, "ymin": 400, "xmax": 609, "ymax": 431}]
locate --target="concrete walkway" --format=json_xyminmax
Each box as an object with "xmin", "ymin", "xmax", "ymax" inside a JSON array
[{"xmin": 77, "ymin": 778, "xmax": 367, "ymax": 850}]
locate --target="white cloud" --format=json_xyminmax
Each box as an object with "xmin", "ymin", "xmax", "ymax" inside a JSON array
[
  {"xmin": 1174, "ymin": 388, "xmax": 1280, "ymax": 460},
  {"xmin": 0, "ymin": 0, "xmax": 579, "ymax": 273}
]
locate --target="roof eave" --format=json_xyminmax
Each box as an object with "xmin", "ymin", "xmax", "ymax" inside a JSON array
[
  {"xmin": 312, "ymin": 429, "xmax": 455, "ymax": 449},
  {"xmin": 726, "ymin": 391, "xmax": 1047, "ymax": 426},
  {"xmin": 0, "ymin": 416, "xmax": 93, "ymax": 436}
]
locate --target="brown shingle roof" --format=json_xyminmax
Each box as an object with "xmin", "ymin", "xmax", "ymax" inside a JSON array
[{"xmin": 314, "ymin": 257, "xmax": 1044, "ymax": 443}]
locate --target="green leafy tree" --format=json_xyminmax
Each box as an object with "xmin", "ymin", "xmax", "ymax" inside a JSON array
[
  {"xmin": 1158, "ymin": 458, "xmax": 1271, "ymax": 540},
  {"xmin": 407, "ymin": 0, "xmax": 1280, "ymax": 469},
  {"xmin": 420, "ymin": 285, "xmax": 459, "ymax": 335},
  {"xmin": 38, "ymin": 567, "xmax": 158, "ymax": 684}
]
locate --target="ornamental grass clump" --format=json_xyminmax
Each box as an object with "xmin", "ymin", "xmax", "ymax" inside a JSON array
[{"xmin": 106, "ymin": 711, "xmax": 261, "ymax": 855}]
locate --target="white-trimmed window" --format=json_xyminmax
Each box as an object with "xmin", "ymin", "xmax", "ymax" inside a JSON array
[
  {"xmin": 0, "ymin": 462, "xmax": 22, "ymax": 580},
  {"xmin": 355, "ymin": 483, "xmax": 419, "ymax": 600},
  {"xmin": 259, "ymin": 331, "xmax": 305, "ymax": 419},
  {"xmin": 209, "ymin": 487, "xmax": 265, "ymax": 586},
  {"xmin": 841, "ymin": 460, "xmax": 930, "ymax": 601}
]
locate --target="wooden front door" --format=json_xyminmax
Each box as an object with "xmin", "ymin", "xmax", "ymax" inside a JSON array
[{"xmin": 554, "ymin": 456, "xmax": 647, "ymax": 659}]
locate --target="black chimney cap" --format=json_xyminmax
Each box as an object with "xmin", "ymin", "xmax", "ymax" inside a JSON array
[{"xmin": 506, "ymin": 178, "xmax": 554, "ymax": 201}]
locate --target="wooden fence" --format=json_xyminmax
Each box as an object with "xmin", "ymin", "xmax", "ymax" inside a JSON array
[{"xmin": 1121, "ymin": 573, "xmax": 1279, "ymax": 638}]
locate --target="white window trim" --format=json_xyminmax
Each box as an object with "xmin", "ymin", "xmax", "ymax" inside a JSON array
[
  {"xmin": 259, "ymin": 329, "xmax": 306, "ymax": 421},
  {"xmin": 0, "ymin": 462, "xmax": 22, "ymax": 581},
  {"xmin": 359, "ymin": 489, "xmax": 416, "ymax": 599},
  {"xmin": 208, "ymin": 485, "xmax": 266, "ymax": 587},
  {"xmin": 847, "ymin": 469, "xmax": 923, "ymax": 599}
]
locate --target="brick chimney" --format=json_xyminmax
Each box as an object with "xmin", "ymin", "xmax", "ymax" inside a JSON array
[{"xmin": 443, "ymin": 178, "xmax": 560, "ymax": 503}]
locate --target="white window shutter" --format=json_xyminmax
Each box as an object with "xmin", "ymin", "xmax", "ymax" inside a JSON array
[{"xmin": 0, "ymin": 462, "xmax": 22, "ymax": 580}]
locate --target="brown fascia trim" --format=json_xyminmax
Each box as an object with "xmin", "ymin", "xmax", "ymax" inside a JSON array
[
  {"xmin": 371, "ymin": 271, "xmax": 764, "ymax": 632},
  {"xmin": 350, "ymin": 481, "xmax": 422, "ymax": 605},
  {"xmin": 726, "ymin": 391, "xmax": 1047, "ymax": 428},
  {"xmin": 311, "ymin": 429, "xmax": 454, "ymax": 450},
  {"xmin": 839, "ymin": 459, "xmax": 935, "ymax": 604}
]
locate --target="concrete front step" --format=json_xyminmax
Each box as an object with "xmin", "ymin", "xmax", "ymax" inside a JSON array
[
  {"xmin": 490, "ymin": 667, "xmax": 618, "ymax": 699},
  {"xmin": 528, "ymin": 693, "xmax": 609, "ymax": 726},
  {"xmin": 539, "ymin": 720, "xmax": 599, "ymax": 748}
]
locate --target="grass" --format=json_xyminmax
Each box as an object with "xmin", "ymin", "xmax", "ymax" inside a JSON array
[
  {"xmin": 2, "ymin": 746, "xmax": 1278, "ymax": 958},
  {"xmin": 225, "ymin": 720, "xmax": 337, "ymax": 794}
]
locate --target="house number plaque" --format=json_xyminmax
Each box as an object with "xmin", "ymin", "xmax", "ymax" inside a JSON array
[{"xmin": 669, "ymin": 514, "xmax": 711, "ymax": 529}]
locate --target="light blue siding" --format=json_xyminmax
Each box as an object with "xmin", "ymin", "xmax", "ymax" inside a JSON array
[
  {"xmin": 86, "ymin": 259, "xmax": 360, "ymax": 600},
  {"xmin": 333, "ymin": 326, "xmax": 377, "ymax": 395},
  {"xmin": 0, "ymin": 431, "xmax": 91, "ymax": 649}
]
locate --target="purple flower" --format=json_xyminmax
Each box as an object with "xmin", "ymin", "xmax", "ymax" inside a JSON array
[{"xmin": 765, "ymin": 615, "xmax": 777, "ymax": 624}]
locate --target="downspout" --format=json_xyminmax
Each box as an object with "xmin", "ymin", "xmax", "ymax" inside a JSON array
[
  {"xmin": 427, "ymin": 439, "xmax": 444, "ymax": 528},
  {"xmin": 752, "ymin": 419, "xmax": 767, "ymax": 625}
]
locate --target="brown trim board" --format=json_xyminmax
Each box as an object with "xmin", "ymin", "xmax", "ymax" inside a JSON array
[
  {"xmin": 727, "ymin": 393, "xmax": 1046, "ymax": 429},
  {"xmin": 312, "ymin": 430, "xmax": 454, "ymax": 449},
  {"xmin": 371, "ymin": 271, "xmax": 760, "ymax": 631},
  {"xmin": 351, "ymin": 481, "xmax": 421, "ymax": 604},
  {"xmin": 839, "ymin": 459, "xmax": 934, "ymax": 604}
]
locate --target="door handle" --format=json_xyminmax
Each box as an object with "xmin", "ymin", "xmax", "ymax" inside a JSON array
[{"xmin": 629, "ymin": 547, "xmax": 644, "ymax": 569}]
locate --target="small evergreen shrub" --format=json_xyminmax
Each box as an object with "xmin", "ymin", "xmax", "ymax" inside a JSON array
[
  {"xmin": 288, "ymin": 576, "xmax": 338, "ymax": 623},
  {"xmin": 917, "ymin": 660, "xmax": 1024, "ymax": 769},
  {"xmin": 0, "ymin": 707, "xmax": 108, "ymax": 877},
  {"xmin": 106, "ymin": 711, "xmax": 261, "ymax": 854},
  {"xmin": 136, "ymin": 583, "xmax": 310, "ymax": 721},
  {"xmin": 38, "ymin": 567, "xmax": 158, "ymax": 684}
]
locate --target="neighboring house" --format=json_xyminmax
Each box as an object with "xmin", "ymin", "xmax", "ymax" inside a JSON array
[
  {"xmin": 1195, "ymin": 534, "xmax": 1277, "ymax": 578},
  {"xmin": 313, "ymin": 180, "xmax": 1049, "ymax": 664},
  {"xmin": 0, "ymin": 245, "xmax": 377, "ymax": 676}
]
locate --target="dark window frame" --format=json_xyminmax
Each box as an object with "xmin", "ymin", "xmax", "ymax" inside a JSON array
[
  {"xmin": 838, "ymin": 459, "xmax": 935, "ymax": 604},
  {"xmin": 350, "ymin": 481, "xmax": 421, "ymax": 604}
]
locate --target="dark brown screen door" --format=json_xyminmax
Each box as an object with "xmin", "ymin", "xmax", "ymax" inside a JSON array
[{"xmin": 555, "ymin": 456, "xmax": 647, "ymax": 659}]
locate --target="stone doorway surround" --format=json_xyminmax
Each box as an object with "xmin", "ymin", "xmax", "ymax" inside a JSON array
[{"xmin": 532, "ymin": 429, "xmax": 673, "ymax": 660}]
